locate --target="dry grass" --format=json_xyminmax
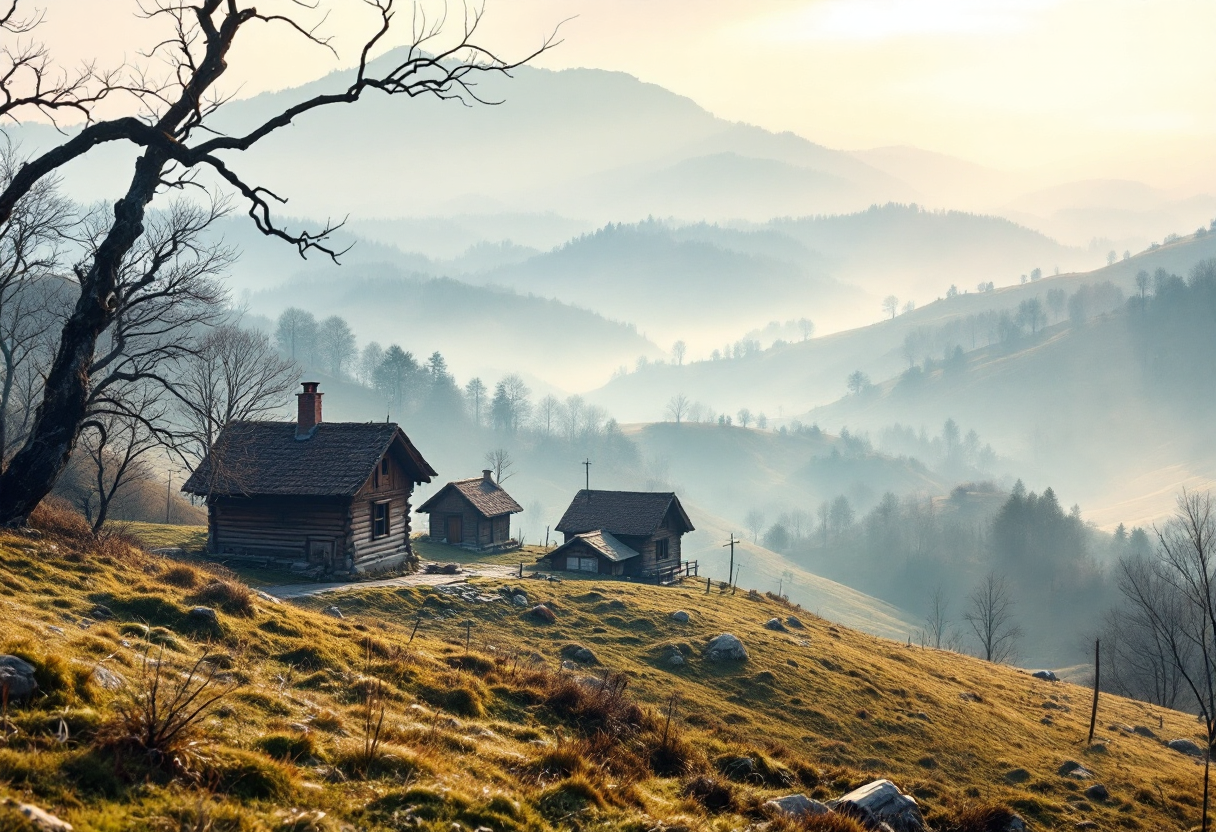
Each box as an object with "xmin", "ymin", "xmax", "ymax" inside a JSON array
[{"xmin": 0, "ymin": 514, "xmax": 1208, "ymax": 831}]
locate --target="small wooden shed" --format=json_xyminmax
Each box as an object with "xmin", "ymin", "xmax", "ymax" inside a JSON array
[
  {"xmin": 549, "ymin": 530, "xmax": 640, "ymax": 576},
  {"xmin": 417, "ymin": 471, "xmax": 523, "ymax": 550},
  {"xmin": 182, "ymin": 382, "xmax": 437, "ymax": 575},
  {"xmin": 552, "ymin": 490, "xmax": 695, "ymax": 578}
]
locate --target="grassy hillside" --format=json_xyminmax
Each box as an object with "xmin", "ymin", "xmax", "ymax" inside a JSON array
[{"xmin": 1, "ymin": 506, "xmax": 1210, "ymax": 831}]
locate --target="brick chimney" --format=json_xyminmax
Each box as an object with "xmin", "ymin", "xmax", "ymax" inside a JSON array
[
  {"xmin": 296, "ymin": 381, "xmax": 322, "ymax": 439},
  {"xmin": 482, "ymin": 469, "xmax": 494, "ymax": 484}
]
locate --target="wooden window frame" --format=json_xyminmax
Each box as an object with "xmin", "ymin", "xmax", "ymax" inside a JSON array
[
  {"xmin": 655, "ymin": 538, "xmax": 670, "ymax": 560},
  {"xmin": 372, "ymin": 501, "xmax": 390, "ymax": 539}
]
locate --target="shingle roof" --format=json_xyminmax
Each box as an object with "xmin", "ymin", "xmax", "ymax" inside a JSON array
[
  {"xmin": 181, "ymin": 421, "xmax": 436, "ymax": 498},
  {"xmin": 554, "ymin": 490, "xmax": 695, "ymax": 537},
  {"xmin": 417, "ymin": 477, "xmax": 523, "ymax": 518},
  {"xmin": 552, "ymin": 530, "xmax": 640, "ymax": 563}
]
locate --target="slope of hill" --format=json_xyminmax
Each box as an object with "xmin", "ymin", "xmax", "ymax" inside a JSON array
[
  {"xmin": 589, "ymin": 227, "xmax": 1216, "ymax": 422},
  {"xmin": 0, "ymin": 514, "xmax": 1207, "ymax": 831},
  {"xmin": 470, "ymin": 221, "xmax": 861, "ymax": 346},
  {"xmin": 766, "ymin": 204, "xmax": 1091, "ymax": 299}
]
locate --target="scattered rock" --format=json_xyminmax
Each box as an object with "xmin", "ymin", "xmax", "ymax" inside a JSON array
[
  {"xmin": 1041, "ymin": 716, "xmax": 1054, "ymax": 726},
  {"xmin": 830, "ymin": 779, "xmax": 925, "ymax": 832},
  {"xmin": 1075, "ymin": 821, "xmax": 1098, "ymax": 829},
  {"xmin": 1003, "ymin": 768, "xmax": 1031, "ymax": 784},
  {"xmin": 1057, "ymin": 761, "xmax": 1094, "ymax": 779},
  {"xmin": 46, "ymin": 625, "xmax": 65, "ymax": 636},
  {"xmin": 255, "ymin": 590, "xmax": 281, "ymax": 605},
  {"xmin": 1133, "ymin": 725, "xmax": 1157, "ymax": 739},
  {"xmin": 5, "ymin": 800, "xmax": 73, "ymax": 831},
  {"xmin": 560, "ymin": 644, "xmax": 598, "ymax": 665},
  {"xmin": 323, "ymin": 605, "xmax": 344, "ymax": 619},
  {"xmin": 442, "ymin": 563, "xmax": 461, "ymax": 574},
  {"xmin": 89, "ymin": 604, "xmax": 114, "ymax": 620},
  {"xmin": 912, "ymin": 712, "xmax": 931, "ymax": 722},
  {"xmin": 559, "ymin": 659, "xmax": 575, "ymax": 671},
  {"xmin": 718, "ymin": 755, "xmax": 756, "ymax": 779},
  {"xmin": 1086, "ymin": 741, "xmax": 1108, "ymax": 754},
  {"xmin": 512, "ymin": 593, "xmax": 529, "ymax": 607},
  {"xmin": 764, "ymin": 617, "xmax": 787, "ymax": 632},
  {"xmin": 1167, "ymin": 738, "xmax": 1204, "ymax": 758},
  {"xmin": 959, "ymin": 691, "xmax": 982, "ymax": 703},
  {"xmin": 530, "ymin": 604, "xmax": 557, "ymax": 623},
  {"xmin": 1042, "ymin": 701, "xmax": 1071, "ymax": 711},
  {"xmin": 786, "ymin": 616, "xmax": 804, "ymax": 628},
  {"xmin": 90, "ymin": 665, "xmax": 124, "ymax": 691},
  {"xmin": 764, "ymin": 794, "xmax": 829, "ymax": 818},
  {"xmin": 0, "ymin": 655, "xmax": 38, "ymax": 700},
  {"xmin": 704, "ymin": 633, "xmax": 748, "ymax": 662},
  {"xmin": 666, "ymin": 650, "xmax": 686, "ymax": 667},
  {"xmin": 670, "ymin": 610, "xmax": 690, "ymax": 623},
  {"xmin": 188, "ymin": 606, "xmax": 219, "ymax": 626},
  {"xmin": 1032, "ymin": 670, "xmax": 1059, "ymax": 682},
  {"xmin": 1084, "ymin": 784, "xmax": 1109, "ymax": 801}
]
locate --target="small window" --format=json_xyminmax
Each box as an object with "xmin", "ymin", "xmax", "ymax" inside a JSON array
[
  {"xmin": 372, "ymin": 502, "xmax": 389, "ymax": 539},
  {"xmin": 570, "ymin": 556, "xmax": 598, "ymax": 573},
  {"xmin": 381, "ymin": 458, "xmax": 389, "ymax": 476},
  {"xmin": 655, "ymin": 538, "xmax": 670, "ymax": 560}
]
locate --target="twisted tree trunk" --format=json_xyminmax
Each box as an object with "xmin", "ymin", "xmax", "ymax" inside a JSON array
[{"xmin": 0, "ymin": 150, "xmax": 164, "ymax": 525}]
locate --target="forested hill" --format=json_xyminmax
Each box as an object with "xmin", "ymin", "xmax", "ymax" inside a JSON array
[{"xmin": 802, "ymin": 256, "xmax": 1216, "ymax": 529}]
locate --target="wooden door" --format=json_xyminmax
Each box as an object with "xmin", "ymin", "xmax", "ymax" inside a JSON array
[{"xmin": 446, "ymin": 515, "xmax": 463, "ymax": 544}]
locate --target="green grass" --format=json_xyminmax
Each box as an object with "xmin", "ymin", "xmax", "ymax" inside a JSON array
[
  {"xmin": 0, "ymin": 505, "xmax": 1208, "ymax": 831},
  {"xmin": 118, "ymin": 521, "xmax": 207, "ymax": 551}
]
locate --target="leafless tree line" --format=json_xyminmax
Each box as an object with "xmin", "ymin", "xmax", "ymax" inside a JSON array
[{"xmin": 0, "ymin": 0, "xmax": 557, "ymax": 526}]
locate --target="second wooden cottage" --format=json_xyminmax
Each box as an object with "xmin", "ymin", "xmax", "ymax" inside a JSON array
[
  {"xmin": 181, "ymin": 382, "xmax": 437, "ymax": 576},
  {"xmin": 550, "ymin": 490, "xmax": 695, "ymax": 580},
  {"xmin": 417, "ymin": 471, "xmax": 523, "ymax": 550}
]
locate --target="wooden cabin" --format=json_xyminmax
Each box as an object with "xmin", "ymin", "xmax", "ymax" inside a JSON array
[
  {"xmin": 549, "ymin": 530, "xmax": 640, "ymax": 576},
  {"xmin": 552, "ymin": 490, "xmax": 695, "ymax": 578},
  {"xmin": 417, "ymin": 470, "xmax": 523, "ymax": 550},
  {"xmin": 181, "ymin": 382, "xmax": 437, "ymax": 576}
]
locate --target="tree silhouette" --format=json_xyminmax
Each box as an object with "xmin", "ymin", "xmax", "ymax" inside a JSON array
[{"xmin": 882, "ymin": 295, "xmax": 899, "ymax": 320}]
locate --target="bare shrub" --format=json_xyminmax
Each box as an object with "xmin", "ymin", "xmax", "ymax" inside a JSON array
[{"xmin": 101, "ymin": 647, "xmax": 238, "ymax": 775}]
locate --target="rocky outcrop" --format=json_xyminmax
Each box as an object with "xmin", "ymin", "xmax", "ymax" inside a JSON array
[
  {"xmin": 829, "ymin": 779, "xmax": 925, "ymax": 832},
  {"xmin": 0, "ymin": 655, "xmax": 37, "ymax": 701},
  {"xmin": 704, "ymin": 633, "xmax": 748, "ymax": 662}
]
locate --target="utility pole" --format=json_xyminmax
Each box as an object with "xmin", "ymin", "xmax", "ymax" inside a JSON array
[
  {"xmin": 723, "ymin": 534, "xmax": 739, "ymax": 590},
  {"xmin": 582, "ymin": 458, "xmax": 592, "ymax": 499}
]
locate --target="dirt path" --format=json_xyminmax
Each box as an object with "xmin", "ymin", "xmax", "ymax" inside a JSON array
[{"xmin": 263, "ymin": 562, "xmax": 523, "ymax": 600}]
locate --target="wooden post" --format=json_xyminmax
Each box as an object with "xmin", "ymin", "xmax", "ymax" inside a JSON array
[
  {"xmin": 408, "ymin": 614, "xmax": 423, "ymax": 644},
  {"xmin": 706, "ymin": 576, "xmax": 711, "ymax": 594},
  {"xmin": 1087, "ymin": 638, "xmax": 1100, "ymax": 745},
  {"xmin": 519, "ymin": 561, "xmax": 523, "ymax": 578}
]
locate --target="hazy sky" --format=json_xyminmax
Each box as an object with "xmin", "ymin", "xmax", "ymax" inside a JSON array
[{"xmin": 38, "ymin": 0, "xmax": 1216, "ymax": 186}]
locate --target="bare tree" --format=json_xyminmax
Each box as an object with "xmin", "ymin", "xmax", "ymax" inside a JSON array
[
  {"xmin": 665, "ymin": 393, "xmax": 689, "ymax": 424},
  {"xmin": 71, "ymin": 387, "xmax": 162, "ymax": 533},
  {"xmin": 964, "ymin": 572, "xmax": 1022, "ymax": 663},
  {"xmin": 925, "ymin": 586, "xmax": 949, "ymax": 650},
  {"xmin": 0, "ymin": 144, "xmax": 74, "ymax": 462},
  {"xmin": 464, "ymin": 377, "xmax": 486, "ymax": 427},
  {"xmin": 171, "ymin": 323, "xmax": 299, "ymax": 469},
  {"xmin": 275, "ymin": 308, "xmax": 318, "ymax": 364},
  {"xmin": 1118, "ymin": 491, "xmax": 1216, "ymax": 832},
  {"xmin": 535, "ymin": 394, "xmax": 562, "ymax": 437},
  {"xmin": 882, "ymin": 295, "xmax": 899, "ymax": 320},
  {"xmin": 798, "ymin": 317, "xmax": 814, "ymax": 341},
  {"xmin": 846, "ymin": 370, "xmax": 871, "ymax": 396},
  {"xmin": 671, "ymin": 340, "xmax": 686, "ymax": 366},
  {"xmin": 483, "ymin": 448, "xmax": 514, "ymax": 484},
  {"xmin": 0, "ymin": 0, "xmax": 560, "ymax": 526},
  {"xmin": 736, "ymin": 408, "xmax": 752, "ymax": 428},
  {"xmin": 744, "ymin": 509, "xmax": 765, "ymax": 543},
  {"xmin": 316, "ymin": 315, "xmax": 356, "ymax": 378}
]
